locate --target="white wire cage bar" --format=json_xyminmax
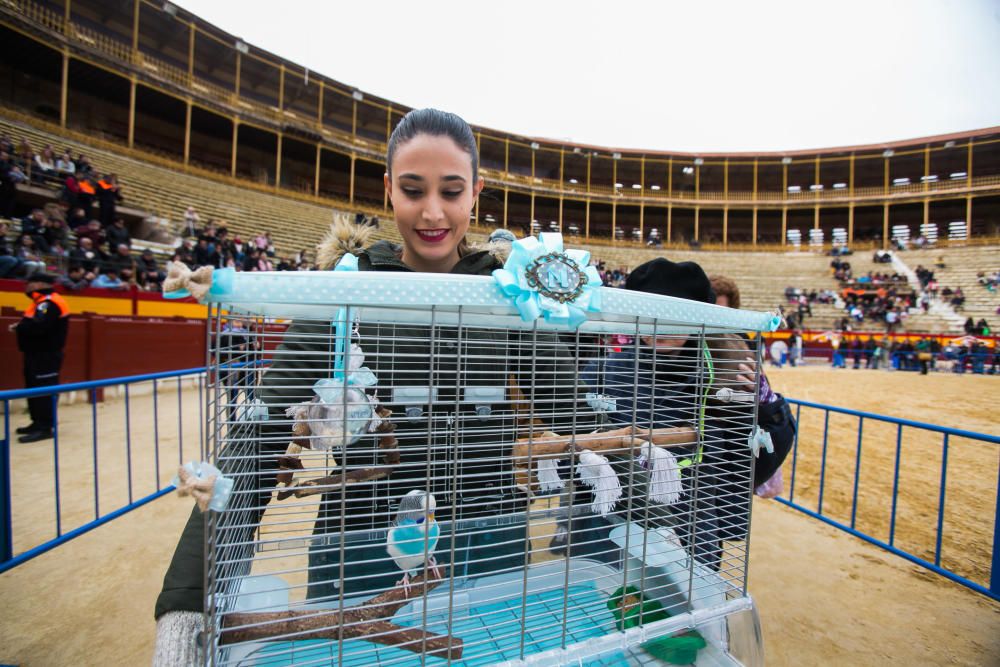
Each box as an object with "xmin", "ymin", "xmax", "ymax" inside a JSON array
[{"xmin": 201, "ymin": 271, "xmax": 772, "ymax": 667}]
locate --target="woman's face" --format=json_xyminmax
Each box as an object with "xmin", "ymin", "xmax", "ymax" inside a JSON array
[{"xmin": 386, "ymin": 134, "xmax": 483, "ymax": 273}]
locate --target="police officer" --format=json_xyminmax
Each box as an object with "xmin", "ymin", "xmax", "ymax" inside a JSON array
[{"xmin": 11, "ymin": 272, "xmax": 70, "ymax": 442}]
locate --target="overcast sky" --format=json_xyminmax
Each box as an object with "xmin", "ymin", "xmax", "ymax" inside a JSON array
[{"xmin": 176, "ymin": 0, "xmax": 1000, "ymax": 153}]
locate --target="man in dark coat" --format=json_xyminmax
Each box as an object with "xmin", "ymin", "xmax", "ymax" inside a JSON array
[{"xmin": 12, "ymin": 273, "xmax": 70, "ymax": 442}]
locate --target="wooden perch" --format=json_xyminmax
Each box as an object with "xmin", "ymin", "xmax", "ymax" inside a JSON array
[
  {"xmin": 220, "ymin": 569, "xmax": 462, "ymax": 660},
  {"xmin": 512, "ymin": 426, "xmax": 697, "ymax": 491},
  {"xmin": 277, "ymin": 406, "xmax": 400, "ymax": 500},
  {"xmin": 513, "ymin": 425, "xmax": 698, "ymax": 460}
]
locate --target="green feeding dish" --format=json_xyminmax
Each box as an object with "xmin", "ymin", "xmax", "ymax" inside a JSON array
[{"xmin": 606, "ymin": 585, "xmax": 708, "ymax": 665}]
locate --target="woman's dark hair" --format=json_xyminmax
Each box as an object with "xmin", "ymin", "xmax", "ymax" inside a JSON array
[
  {"xmin": 386, "ymin": 108, "xmax": 478, "ymax": 182},
  {"xmin": 386, "ymin": 108, "xmax": 480, "ymax": 259}
]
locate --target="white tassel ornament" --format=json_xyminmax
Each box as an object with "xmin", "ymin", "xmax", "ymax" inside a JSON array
[
  {"xmin": 535, "ymin": 458, "xmax": 565, "ymax": 492},
  {"xmin": 576, "ymin": 449, "xmax": 622, "ymax": 516},
  {"xmin": 640, "ymin": 441, "xmax": 683, "ymax": 506}
]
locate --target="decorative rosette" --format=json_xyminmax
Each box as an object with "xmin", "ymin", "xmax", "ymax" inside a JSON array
[{"xmin": 492, "ymin": 233, "xmax": 602, "ymax": 329}]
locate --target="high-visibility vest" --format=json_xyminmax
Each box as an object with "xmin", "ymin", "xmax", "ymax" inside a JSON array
[
  {"xmin": 25, "ymin": 291, "xmax": 71, "ymax": 318},
  {"xmin": 78, "ymin": 180, "xmax": 96, "ymax": 195}
]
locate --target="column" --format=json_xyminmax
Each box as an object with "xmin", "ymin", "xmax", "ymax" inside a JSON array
[
  {"xmin": 183, "ymin": 100, "xmax": 192, "ymax": 165},
  {"xmin": 558, "ymin": 148, "xmax": 565, "ymax": 228},
  {"xmin": 503, "ymin": 188, "xmax": 509, "ymax": 229},
  {"xmin": 60, "ymin": 52, "xmax": 69, "ymax": 127},
  {"xmin": 694, "ymin": 207, "xmax": 700, "ymax": 242},
  {"xmin": 752, "ymin": 208, "xmax": 758, "ymax": 247},
  {"xmin": 585, "ymin": 200, "xmax": 591, "ymax": 239},
  {"xmin": 275, "ymin": 133, "xmax": 282, "ymax": 188},
  {"xmin": 349, "ymin": 154, "xmax": 356, "ymax": 204},
  {"xmin": 848, "ymin": 203, "xmax": 855, "ymax": 244},
  {"xmin": 722, "ymin": 206, "xmax": 729, "ymax": 247},
  {"xmin": 882, "ymin": 203, "xmax": 889, "ymax": 249},
  {"xmin": 781, "ymin": 207, "xmax": 787, "ymax": 246},
  {"xmin": 127, "ymin": 77, "xmax": 136, "ymax": 148},
  {"xmin": 230, "ymin": 121, "xmax": 238, "ymax": 177},
  {"xmin": 278, "ymin": 65, "xmax": 285, "ymax": 111},
  {"xmin": 187, "ymin": 22, "xmax": 195, "ymax": 85},
  {"xmin": 667, "ymin": 203, "xmax": 672, "ymax": 243},
  {"xmin": 966, "ymin": 196, "xmax": 973, "ymax": 240},
  {"xmin": 314, "ymin": 144, "xmax": 321, "ymax": 196},
  {"xmin": 752, "ymin": 158, "xmax": 758, "ymax": 202}
]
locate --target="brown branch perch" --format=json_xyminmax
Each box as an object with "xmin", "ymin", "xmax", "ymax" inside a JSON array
[
  {"xmin": 277, "ymin": 407, "xmax": 400, "ymax": 500},
  {"xmin": 220, "ymin": 570, "xmax": 462, "ymax": 660},
  {"xmin": 512, "ymin": 426, "xmax": 697, "ymax": 490}
]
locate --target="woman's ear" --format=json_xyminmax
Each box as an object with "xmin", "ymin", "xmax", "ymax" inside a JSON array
[
  {"xmin": 473, "ymin": 176, "xmax": 485, "ymax": 200},
  {"xmin": 383, "ymin": 172, "xmax": 392, "ymax": 202}
]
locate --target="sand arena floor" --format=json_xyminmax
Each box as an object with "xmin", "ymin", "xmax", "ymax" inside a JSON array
[{"xmin": 0, "ymin": 366, "xmax": 997, "ymax": 666}]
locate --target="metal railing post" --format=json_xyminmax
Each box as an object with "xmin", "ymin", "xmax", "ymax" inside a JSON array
[{"xmin": 1, "ymin": 400, "xmax": 12, "ymax": 564}]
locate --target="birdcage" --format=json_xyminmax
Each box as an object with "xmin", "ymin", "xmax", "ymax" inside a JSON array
[{"xmin": 187, "ymin": 237, "xmax": 780, "ymax": 667}]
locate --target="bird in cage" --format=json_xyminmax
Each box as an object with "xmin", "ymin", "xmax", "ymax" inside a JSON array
[{"xmin": 387, "ymin": 490, "xmax": 441, "ymax": 598}]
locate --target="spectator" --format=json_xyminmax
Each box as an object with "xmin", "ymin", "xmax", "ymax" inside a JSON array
[
  {"xmin": 65, "ymin": 206, "xmax": 87, "ymax": 231},
  {"xmin": 0, "ymin": 151, "xmax": 21, "ymax": 217},
  {"xmin": 108, "ymin": 243, "xmax": 136, "ymax": 283},
  {"xmin": 16, "ymin": 138, "xmax": 33, "ymax": 170},
  {"xmin": 19, "ymin": 209, "xmax": 50, "ymax": 253},
  {"xmin": 91, "ymin": 267, "xmax": 126, "ymax": 290},
  {"xmin": 0, "ymin": 221, "xmax": 22, "ymax": 278},
  {"xmin": 106, "ymin": 217, "xmax": 130, "ymax": 252},
  {"xmin": 74, "ymin": 153, "xmax": 92, "ymax": 174},
  {"xmin": 265, "ymin": 231, "xmax": 275, "ymax": 257},
  {"xmin": 950, "ymin": 287, "xmax": 965, "ymax": 310},
  {"xmin": 56, "ymin": 151, "xmax": 75, "ymax": 176},
  {"xmin": 76, "ymin": 173, "xmax": 97, "ymax": 218},
  {"xmin": 232, "ymin": 235, "xmax": 245, "ymax": 263},
  {"xmin": 193, "ymin": 237, "xmax": 219, "ymax": 268},
  {"xmin": 242, "ymin": 247, "xmax": 272, "ymax": 272},
  {"xmin": 851, "ymin": 337, "xmax": 864, "ymax": 369},
  {"xmin": 33, "ymin": 145, "xmax": 57, "ymax": 182},
  {"xmin": 96, "ymin": 174, "xmax": 122, "ymax": 227},
  {"xmin": 976, "ymin": 318, "xmax": 990, "ymax": 336},
  {"xmin": 183, "ymin": 206, "xmax": 200, "ymax": 238},
  {"xmin": 69, "ymin": 236, "xmax": 101, "ymax": 279},
  {"xmin": 174, "ymin": 239, "xmax": 195, "ymax": 268},
  {"xmin": 136, "ymin": 249, "xmax": 165, "ymax": 290},
  {"xmin": 76, "ymin": 219, "xmax": 107, "ymax": 252},
  {"xmin": 58, "ymin": 265, "xmax": 90, "ymax": 291},
  {"xmin": 963, "ymin": 317, "xmax": 975, "ymax": 335},
  {"xmin": 14, "ymin": 234, "xmax": 46, "ymax": 276},
  {"xmin": 253, "ymin": 232, "xmax": 268, "ymax": 254}
]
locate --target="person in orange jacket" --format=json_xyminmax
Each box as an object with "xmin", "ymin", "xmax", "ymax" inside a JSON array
[{"xmin": 10, "ymin": 272, "xmax": 70, "ymax": 442}]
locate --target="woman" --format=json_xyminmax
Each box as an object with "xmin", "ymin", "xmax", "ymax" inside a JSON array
[
  {"xmin": 14, "ymin": 234, "xmax": 46, "ymax": 276},
  {"xmin": 153, "ymin": 109, "xmax": 594, "ymax": 663}
]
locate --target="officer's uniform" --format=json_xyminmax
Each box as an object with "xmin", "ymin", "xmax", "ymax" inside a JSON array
[{"xmin": 15, "ymin": 281, "xmax": 70, "ymax": 439}]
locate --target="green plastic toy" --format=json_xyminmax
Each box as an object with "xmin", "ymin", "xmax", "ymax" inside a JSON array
[{"xmin": 607, "ymin": 586, "xmax": 708, "ymax": 665}]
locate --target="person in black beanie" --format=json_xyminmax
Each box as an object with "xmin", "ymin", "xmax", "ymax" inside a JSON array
[{"xmin": 583, "ymin": 257, "xmax": 794, "ymax": 570}]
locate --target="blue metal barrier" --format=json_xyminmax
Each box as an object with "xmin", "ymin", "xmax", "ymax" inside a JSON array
[
  {"xmin": 0, "ymin": 367, "xmax": 207, "ymax": 574},
  {"xmin": 779, "ymin": 398, "xmax": 1000, "ymax": 601}
]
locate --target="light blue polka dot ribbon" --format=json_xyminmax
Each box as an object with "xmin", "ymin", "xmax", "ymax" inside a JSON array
[{"xmin": 492, "ymin": 233, "xmax": 602, "ymax": 330}]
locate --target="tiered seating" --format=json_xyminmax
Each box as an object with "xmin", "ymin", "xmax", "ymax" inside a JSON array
[
  {"xmin": 0, "ymin": 113, "xmax": 402, "ymax": 260},
  {"xmin": 839, "ymin": 252, "xmax": 957, "ymax": 333},
  {"xmin": 3, "ymin": 112, "xmax": 991, "ymax": 333},
  {"xmin": 903, "ymin": 246, "xmax": 999, "ymax": 328}
]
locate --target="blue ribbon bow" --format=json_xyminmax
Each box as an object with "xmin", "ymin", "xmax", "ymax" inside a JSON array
[{"xmin": 492, "ymin": 233, "xmax": 602, "ymax": 329}]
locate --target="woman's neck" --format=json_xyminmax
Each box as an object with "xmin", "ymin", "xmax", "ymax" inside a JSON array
[{"xmin": 400, "ymin": 248, "xmax": 461, "ymax": 273}]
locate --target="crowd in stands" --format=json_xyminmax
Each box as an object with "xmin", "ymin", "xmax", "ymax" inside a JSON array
[{"xmin": 595, "ymin": 261, "xmax": 630, "ymax": 288}]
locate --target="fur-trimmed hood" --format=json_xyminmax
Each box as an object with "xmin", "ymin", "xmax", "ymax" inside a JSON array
[{"xmin": 316, "ymin": 213, "xmax": 512, "ymax": 271}]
